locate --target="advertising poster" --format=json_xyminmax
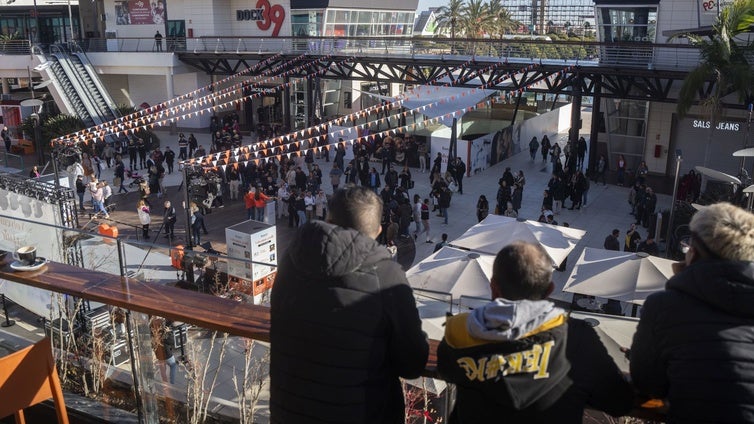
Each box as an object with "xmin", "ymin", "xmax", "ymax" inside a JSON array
[
  {"xmin": 115, "ymin": 0, "xmax": 166, "ymax": 25},
  {"xmin": 225, "ymin": 220, "xmax": 277, "ymax": 303}
]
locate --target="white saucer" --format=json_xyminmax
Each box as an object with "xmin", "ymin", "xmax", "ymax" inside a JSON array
[{"xmin": 10, "ymin": 257, "xmax": 48, "ymax": 272}]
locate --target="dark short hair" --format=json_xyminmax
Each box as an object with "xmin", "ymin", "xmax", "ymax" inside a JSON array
[
  {"xmin": 327, "ymin": 186, "xmax": 383, "ymax": 236},
  {"xmin": 492, "ymin": 242, "xmax": 553, "ymax": 301},
  {"xmin": 612, "ymin": 229, "xmax": 620, "ymax": 236}
]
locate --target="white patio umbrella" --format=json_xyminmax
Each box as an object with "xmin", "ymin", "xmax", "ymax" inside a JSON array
[
  {"xmin": 695, "ymin": 166, "xmax": 741, "ymax": 184},
  {"xmin": 563, "ymin": 248, "xmax": 675, "ymax": 305},
  {"xmin": 733, "ymin": 147, "xmax": 754, "ymax": 157},
  {"xmin": 406, "ymin": 246, "xmax": 494, "ymax": 301},
  {"xmin": 450, "ymin": 215, "xmax": 586, "ymax": 266}
]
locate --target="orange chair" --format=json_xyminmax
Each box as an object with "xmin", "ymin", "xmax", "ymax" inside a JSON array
[{"xmin": 0, "ymin": 338, "xmax": 69, "ymax": 424}]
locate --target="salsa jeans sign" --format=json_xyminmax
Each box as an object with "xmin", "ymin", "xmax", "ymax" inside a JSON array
[{"xmin": 236, "ymin": 0, "xmax": 285, "ymax": 37}]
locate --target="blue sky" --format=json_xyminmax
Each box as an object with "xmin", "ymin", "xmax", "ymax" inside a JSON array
[{"xmin": 417, "ymin": 0, "xmax": 446, "ymax": 12}]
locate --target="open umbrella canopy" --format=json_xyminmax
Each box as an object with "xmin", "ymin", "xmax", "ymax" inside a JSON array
[
  {"xmin": 450, "ymin": 215, "xmax": 586, "ymax": 265},
  {"xmin": 406, "ymin": 246, "xmax": 494, "ymax": 300},
  {"xmin": 563, "ymin": 248, "xmax": 675, "ymax": 305},
  {"xmin": 695, "ymin": 166, "xmax": 741, "ymax": 184}
]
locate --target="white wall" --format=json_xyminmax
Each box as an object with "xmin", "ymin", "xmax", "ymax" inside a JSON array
[
  {"xmin": 514, "ymin": 103, "xmax": 572, "ymax": 154},
  {"xmin": 103, "ymin": 0, "xmax": 291, "ymax": 38}
]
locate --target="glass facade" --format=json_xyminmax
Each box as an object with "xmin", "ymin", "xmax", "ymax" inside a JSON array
[
  {"xmin": 604, "ymin": 99, "xmax": 649, "ymax": 173},
  {"xmin": 597, "ymin": 6, "xmax": 658, "ymax": 43},
  {"xmin": 504, "ymin": 0, "xmax": 595, "ymax": 34},
  {"xmin": 292, "ymin": 10, "xmax": 323, "ymax": 37},
  {"xmin": 0, "ymin": 11, "xmax": 79, "ymax": 44},
  {"xmin": 292, "ymin": 9, "xmax": 414, "ymax": 37}
]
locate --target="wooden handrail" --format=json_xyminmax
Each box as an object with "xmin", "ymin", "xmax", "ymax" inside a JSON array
[
  {"xmin": 0, "ymin": 257, "xmax": 666, "ymax": 421},
  {"xmin": 0, "ymin": 257, "xmax": 440, "ymax": 376}
]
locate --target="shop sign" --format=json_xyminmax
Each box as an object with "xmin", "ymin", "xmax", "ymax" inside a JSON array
[
  {"xmin": 236, "ymin": 0, "xmax": 285, "ymax": 37},
  {"xmin": 692, "ymin": 119, "xmax": 741, "ymax": 131}
]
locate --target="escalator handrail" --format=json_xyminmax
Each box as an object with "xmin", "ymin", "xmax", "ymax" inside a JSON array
[{"xmin": 71, "ymin": 52, "xmax": 121, "ymax": 120}]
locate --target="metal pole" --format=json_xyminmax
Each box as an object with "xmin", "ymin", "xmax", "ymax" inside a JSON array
[
  {"xmin": 182, "ymin": 164, "xmax": 195, "ymax": 285},
  {"xmin": 1, "ymin": 294, "xmax": 15, "ymax": 327},
  {"xmin": 666, "ymin": 150, "xmax": 682, "ymax": 258},
  {"xmin": 31, "ymin": 113, "xmax": 44, "ymax": 166},
  {"xmin": 27, "ymin": 66, "xmax": 35, "ymax": 100},
  {"xmin": 32, "ymin": 0, "xmax": 40, "ymax": 44},
  {"xmin": 67, "ymin": 0, "xmax": 74, "ymax": 42},
  {"xmin": 739, "ymin": 103, "xmax": 752, "ymax": 173}
]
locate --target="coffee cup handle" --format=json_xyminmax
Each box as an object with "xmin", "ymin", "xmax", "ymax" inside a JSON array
[{"xmin": 12, "ymin": 252, "xmax": 19, "ymax": 262}]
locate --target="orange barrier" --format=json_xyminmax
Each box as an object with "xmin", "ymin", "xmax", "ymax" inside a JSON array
[{"xmin": 98, "ymin": 223, "xmax": 118, "ymax": 238}]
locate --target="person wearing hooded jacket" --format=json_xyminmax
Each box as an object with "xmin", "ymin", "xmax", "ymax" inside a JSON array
[
  {"xmin": 270, "ymin": 186, "xmax": 428, "ymax": 424},
  {"xmin": 630, "ymin": 202, "xmax": 754, "ymax": 423},
  {"xmin": 438, "ymin": 241, "xmax": 632, "ymax": 423}
]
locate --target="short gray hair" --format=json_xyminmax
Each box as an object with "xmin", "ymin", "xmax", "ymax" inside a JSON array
[
  {"xmin": 690, "ymin": 202, "xmax": 754, "ymax": 262},
  {"xmin": 327, "ymin": 186, "xmax": 383, "ymax": 236}
]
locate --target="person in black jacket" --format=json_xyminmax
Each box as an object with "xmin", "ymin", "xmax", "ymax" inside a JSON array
[
  {"xmin": 270, "ymin": 186, "xmax": 428, "ymax": 424},
  {"xmin": 604, "ymin": 229, "xmax": 620, "ymax": 251},
  {"xmin": 630, "ymin": 202, "xmax": 754, "ymax": 423},
  {"xmin": 438, "ymin": 242, "xmax": 633, "ymax": 423}
]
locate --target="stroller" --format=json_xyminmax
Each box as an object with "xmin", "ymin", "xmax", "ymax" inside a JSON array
[{"xmin": 127, "ymin": 169, "xmax": 145, "ymax": 188}]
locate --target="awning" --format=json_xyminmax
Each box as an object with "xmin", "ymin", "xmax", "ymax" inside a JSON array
[{"xmin": 358, "ymin": 85, "xmax": 496, "ymax": 127}]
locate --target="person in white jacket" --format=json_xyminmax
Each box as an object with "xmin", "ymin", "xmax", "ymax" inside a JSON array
[{"xmin": 137, "ymin": 199, "xmax": 151, "ymax": 239}]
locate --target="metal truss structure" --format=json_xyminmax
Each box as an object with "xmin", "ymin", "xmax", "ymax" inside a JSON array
[{"xmin": 177, "ymin": 52, "xmax": 728, "ymax": 108}]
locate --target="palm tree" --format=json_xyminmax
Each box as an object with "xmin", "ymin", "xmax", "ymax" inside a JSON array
[
  {"xmin": 435, "ymin": 0, "xmax": 466, "ymax": 41},
  {"xmin": 488, "ymin": 0, "xmax": 517, "ymax": 38},
  {"xmin": 462, "ymin": 0, "xmax": 492, "ymax": 38},
  {"xmin": 674, "ymin": 0, "xmax": 754, "ymax": 165}
]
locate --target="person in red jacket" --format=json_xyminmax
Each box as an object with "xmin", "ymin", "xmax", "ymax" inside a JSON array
[
  {"xmin": 252, "ymin": 188, "xmax": 271, "ymax": 222},
  {"xmin": 243, "ymin": 187, "xmax": 257, "ymax": 220}
]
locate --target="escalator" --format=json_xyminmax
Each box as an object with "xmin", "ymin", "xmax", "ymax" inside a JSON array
[
  {"xmin": 69, "ymin": 53, "xmax": 119, "ymax": 124},
  {"xmin": 40, "ymin": 45, "xmax": 121, "ymax": 134},
  {"xmin": 46, "ymin": 55, "xmax": 97, "ymax": 128}
]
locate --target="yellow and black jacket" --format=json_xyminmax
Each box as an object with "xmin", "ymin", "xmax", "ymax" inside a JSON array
[{"xmin": 438, "ymin": 298, "xmax": 632, "ymax": 423}]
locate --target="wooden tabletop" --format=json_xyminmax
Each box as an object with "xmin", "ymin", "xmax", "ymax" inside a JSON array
[{"xmin": 0, "ymin": 257, "xmax": 440, "ymax": 376}]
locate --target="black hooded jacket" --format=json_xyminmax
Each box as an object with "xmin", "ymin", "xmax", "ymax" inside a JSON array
[
  {"xmin": 270, "ymin": 221, "xmax": 429, "ymax": 423},
  {"xmin": 438, "ymin": 299, "xmax": 632, "ymax": 423},
  {"xmin": 631, "ymin": 260, "xmax": 754, "ymax": 423}
]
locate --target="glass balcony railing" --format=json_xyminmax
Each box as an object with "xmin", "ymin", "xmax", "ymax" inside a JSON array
[
  {"xmin": 0, "ymin": 213, "xmax": 449, "ymax": 423},
  {"xmin": 59, "ymin": 36, "xmax": 702, "ymax": 71},
  {"xmin": 0, "ymin": 213, "xmax": 666, "ymax": 423}
]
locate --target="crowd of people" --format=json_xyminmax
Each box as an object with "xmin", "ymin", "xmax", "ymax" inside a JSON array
[{"xmin": 33, "ymin": 109, "xmax": 754, "ymax": 424}]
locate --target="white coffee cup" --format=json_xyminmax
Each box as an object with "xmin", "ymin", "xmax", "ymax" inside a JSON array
[{"xmin": 13, "ymin": 246, "xmax": 36, "ymax": 266}]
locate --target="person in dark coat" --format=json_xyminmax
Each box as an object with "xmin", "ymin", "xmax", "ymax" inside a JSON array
[
  {"xmin": 270, "ymin": 186, "xmax": 428, "ymax": 423},
  {"xmin": 636, "ymin": 234, "xmax": 659, "ymax": 256},
  {"xmin": 604, "ymin": 229, "xmax": 620, "ymax": 251},
  {"xmin": 577, "ymin": 136, "xmax": 588, "ymax": 168},
  {"xmin": 631, "ymin": 202, "xmax": 754, "ymax": 423},
  {"xmin": 641, "ymin": 187, "xmax": 657, "ymax": 228},
  {"xmin": 438, "ymin": 242, "xmax": 633, "ymax": 423},
  {"xmin": 541, "ymin": 135, "xmax": 551, "ymax": 163},
  {"xmin": 452, "ymin": 157, "xmax": 466, "ymax": 194}
]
